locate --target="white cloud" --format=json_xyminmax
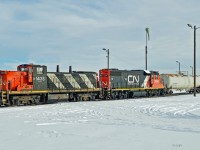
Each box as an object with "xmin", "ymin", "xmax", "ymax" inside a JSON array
[{"xmin": 0, "ymin": 0, "xmax": 200, "ymax": 74}]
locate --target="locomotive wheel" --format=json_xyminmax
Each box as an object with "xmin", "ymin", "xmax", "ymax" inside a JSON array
[
  {"xmin": 146, "ymin": 91, "xmax": 149, "ymax": 97},
  {"xmin": 27, "ymin": 100, "xmax": 33, "ymax": 105},
  {"xmin": 153, "ymin": 90, "xmax": 158, "ymax": 96},
  {"xmin": 118, "ymin": 93, "xmax": 123, "ymax": 99},
  {"xmin": 11, "ymin": 99, "xmax": 18, "ymax": 106},
  {"xmin": 160, "ymin": 90, "xmax": 165, "ymax": 96},
  {"xmin": 73, "ymin": 97, "xmax": 78, "ymax": 102},
  {"xmin": 124, "ymin": 93, "xmax": 128, "ymax": 99},
  {"xmin": 147, "ymin": 91, "xmax": 152, "ymax": 97},
  {"xmin": 93, "ymin": 95, "xmax": 96, "ymax": 101},
  {"xmin": 17, "ymin": 100, "xmax": 22, "ymax": 106},
  {"xmin": 34, "ymin": 98, "xmax": 40, "ymax": 105},
  {"xmin": 111, "ymin": 93, "xmax": 116, "ymax": 100},
  {"xmin": 76, "ymin": 96, "xmax": 81, "ymax": 102},
  {"xmin": 128, "ymin": 92, "xmax": 134, "ymax": 98},
  {"xmin": 88, "ymin": 97, "xmax": 92, "ymax": 101},
  {"xmin": 89, "ymin": 96, "xmax": 96, "ymax": 101}
]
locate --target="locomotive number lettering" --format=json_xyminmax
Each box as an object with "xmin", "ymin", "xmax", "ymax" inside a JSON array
[
  {"xmin": 128, "ymin": 75, "xmax": 139, "ymax": 85},
  {"xmin": 35, "ymin": 77, "xmax": 45, "ymax": 82}
]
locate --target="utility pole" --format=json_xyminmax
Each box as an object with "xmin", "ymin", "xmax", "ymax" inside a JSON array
[
  {"xmin": 187, "ymin": 24, "xmax": 200, "ymax": 97},
  {"xmin": 145, "ymin": 28, "xmax": 150, "ymax": 70},
  {"xmin": 190, "ymin": 66, "xmax": 193, "ymax": 76},
  {"xmin": 176, "ymin": 61, "xmax": 181, "ymax": 74},
  {"xmin": 102, "ymin": 48, "xmax": 110, "ymax": 69}
]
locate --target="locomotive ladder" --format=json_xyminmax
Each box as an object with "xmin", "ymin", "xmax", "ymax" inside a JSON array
[{"xmin": 1, "ymin": 91, "xmax": 8, "ymax": 105}]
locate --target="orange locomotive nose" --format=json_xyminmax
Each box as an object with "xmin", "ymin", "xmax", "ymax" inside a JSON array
[
  {"xmin": 0, "ymin": 70, "xmax": 33, "ymax": 91},
  {"xmin": 149, "ymin": 74, "xmax": 165, "ymax": 89}
]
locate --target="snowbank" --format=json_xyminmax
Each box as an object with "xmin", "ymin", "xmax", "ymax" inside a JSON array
[{"xmin": 0, "ymin": 94, "xmax": 200, "ymax": 150}]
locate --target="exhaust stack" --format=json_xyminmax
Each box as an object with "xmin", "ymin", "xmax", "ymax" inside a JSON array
[
  {"xmin": 56, "ymin": 65, "xmax": 60, "ymax": 72},
  {"xmin": 69, "ymin": 66, "xmax": 72, "ymax": 73}
]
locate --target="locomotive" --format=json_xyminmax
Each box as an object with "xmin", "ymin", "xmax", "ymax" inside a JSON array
[
  {"xmin": 99, "ymin": 69, "xmax": 165, "ymax": 99},
  {"xmin": 0, "ymin": 64, "xmax": 100, "ymax": 105},
  {"xmin": 0, "ymin": 63, "xmax": 200, "ymax": 106}
]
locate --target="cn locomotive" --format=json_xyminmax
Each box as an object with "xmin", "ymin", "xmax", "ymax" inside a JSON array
[
  {"xmin": 0, "ymin": 63, "xmax": 200, "ymax": 106},
  {"xmin": 0, "ymin": 64, "xmax": 100, "ymax": 105},
  {"xmin": 99, "ymin": 68, "xmax": 165, "ymax": 99}
]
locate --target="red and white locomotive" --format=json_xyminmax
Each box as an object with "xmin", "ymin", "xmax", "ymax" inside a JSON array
[{"xmin": 99, "ymin": 69, "xmax": 165, "ymax": 99}]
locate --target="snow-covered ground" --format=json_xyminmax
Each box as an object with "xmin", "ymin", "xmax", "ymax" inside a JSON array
[{"xmin": 0, "ymin": 94, "xmax": 200, "ymax": 150}]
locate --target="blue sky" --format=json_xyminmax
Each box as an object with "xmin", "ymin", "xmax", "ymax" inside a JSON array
[{"xmin": 0, "ymin": 0, "xmax": 200, "ymax": 74}]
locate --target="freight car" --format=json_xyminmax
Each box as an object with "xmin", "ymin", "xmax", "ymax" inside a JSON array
[
  {"xmin": 99, "ymin": 69, "xmax": 165, "ymax": 99},
  {"xmin": 160, "ymin": 74, "xmax": 200, "ymax": 93}
]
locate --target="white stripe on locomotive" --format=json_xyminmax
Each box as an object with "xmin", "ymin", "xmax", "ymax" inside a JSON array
[
  {"xmin": 47, "ymin": 73, "xmax": 66, "ymax": 89},
  {"xmin": 79, "ymin": 74, "xmax": 94, "ymax": 88},
  {"xmin": 64, "ymin": 74, "xmax": 81, "ymax": 89},
  {"xmin": 142, "ymin": 76, "xmax": 150, "ymax": 88}
]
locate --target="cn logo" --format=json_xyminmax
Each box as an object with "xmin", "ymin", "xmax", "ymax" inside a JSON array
[{"xmin": 128, "ymin": 75, "xmax": 139, "ymax": 85}]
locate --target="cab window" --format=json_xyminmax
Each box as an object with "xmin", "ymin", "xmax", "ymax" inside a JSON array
[{"xmin": 37, "ymin": 67, "xmax": 43, "ymax": 74}]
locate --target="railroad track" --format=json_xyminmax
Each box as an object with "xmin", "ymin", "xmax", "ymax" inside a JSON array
[{"xmin": 0, "ymin": 92, "xmax": 196, "ymax": 108}]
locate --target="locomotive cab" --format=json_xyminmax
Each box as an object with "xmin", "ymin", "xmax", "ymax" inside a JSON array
[
  {"xmin": 0, "ymin": 64, "xmax": 47, "ymax": 92},
  {"xmin": 17, "ymin": 64, "xmax": 47, "ymax": 91},
  {"xmin": 0, "ymin": 64, "xmax": 48, "ymax": 106}
]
